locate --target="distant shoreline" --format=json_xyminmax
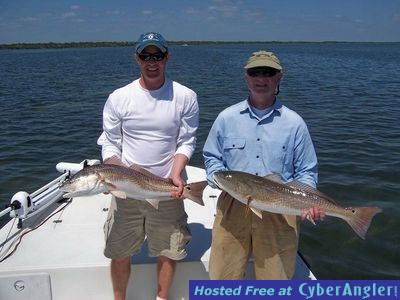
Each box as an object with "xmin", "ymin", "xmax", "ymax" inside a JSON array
[{"xmin": 1, "ymin": 40, "xmax": 398, "ymax": 50}]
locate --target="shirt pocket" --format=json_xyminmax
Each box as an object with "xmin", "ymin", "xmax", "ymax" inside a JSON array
[
  {"xmin": 265, "ymin": 142, "xmax": 288, "ymax": 174},
  {"xmin": 223, "ymin": 138, "xmax": 247, "ymax": 169}
]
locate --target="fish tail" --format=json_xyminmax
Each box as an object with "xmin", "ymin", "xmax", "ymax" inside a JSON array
[
  {"xmin": 345, "ymin": 206, "xmax": 382, "ymax": 239},
  {"xmin": 183, "ymin": 181, "xmax": 207, "ymax": 206}
]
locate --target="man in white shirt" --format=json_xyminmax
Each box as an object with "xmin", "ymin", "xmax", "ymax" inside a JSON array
[{"xmin": 98, "ymin": 32, "xmax": 199, "ymax": 300}]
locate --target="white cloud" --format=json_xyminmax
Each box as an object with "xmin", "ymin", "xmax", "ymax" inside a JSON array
[
  {"xmin": 208, "ymin": 5, "xmax": 239, "ymax": 17},
  {"xmin": 106, "ymin": 10, "xmax": 121, "ymax": 15},
  {"xmin": 19, "ymin": 17, "xmax": 38, "ymax": 22},
  {"xmin": 245, "ymin": 11, "xmax": 263, "ymax": 18},
  {"xmin": 63, "ymin": 12, "xmax": 77, "ymax": 18},
  {"xmin": 184, "ymin": 7, "xmax": 196, "ymax": 14},
  {"xmin": 142, "ymin": 10, "xmax": 153, "ymax": 15}
]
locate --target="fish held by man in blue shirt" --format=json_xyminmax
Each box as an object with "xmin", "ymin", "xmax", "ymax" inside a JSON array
[
  {"xmin": 213, "ymin": 171, "xmax": 382, "ymax": 239},
  {"xmin": 60, "ymin": 164, "xmax": 207, "ymax": 209}
]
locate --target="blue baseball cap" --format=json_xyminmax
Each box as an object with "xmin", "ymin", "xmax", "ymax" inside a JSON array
[{"xmin": 135, "ymin": 32, "xmax": 168, "ymax": 53}]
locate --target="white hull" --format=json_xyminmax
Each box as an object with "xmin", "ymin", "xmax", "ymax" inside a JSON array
[{"xmin": 0, "ymin": 164, "xmax": 315, "ymax": 300}]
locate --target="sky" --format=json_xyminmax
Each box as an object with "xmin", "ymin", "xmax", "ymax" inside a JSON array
[{"xmin": 1, "ymin": 0, "xmax": 399, "ymax": 44}]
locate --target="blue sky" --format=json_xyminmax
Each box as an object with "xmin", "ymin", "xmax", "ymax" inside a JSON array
[{"xmin": 1, "ymin": 0, "xmax": 399, "ymax": 44}]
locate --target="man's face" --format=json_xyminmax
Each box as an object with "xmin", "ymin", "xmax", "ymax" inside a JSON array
[
  {"xmin": 245, "ymin": 67, "xmax": 282, "ymax": 96},
  {"xmin": 135, "ymin": 45, "xmax": 169, "ymax": 83}
]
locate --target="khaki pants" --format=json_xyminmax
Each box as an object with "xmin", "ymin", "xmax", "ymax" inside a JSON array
[
  {"xmin": 209, "ymin": 192, "xmax": 299, "ymax": 279},
  {"xmin": 104, "ymin": 197, "xmax": 191, "ymax": 260}
]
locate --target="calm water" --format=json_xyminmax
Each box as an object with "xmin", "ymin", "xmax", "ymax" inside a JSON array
[{"xmin": 0, "ymin": 43, "xmax": 399, "ymax": 279}]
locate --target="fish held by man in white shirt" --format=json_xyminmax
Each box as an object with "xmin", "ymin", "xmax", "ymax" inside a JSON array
[{"xmin": 60, "ymin": 164, "xmax": 207, "ymax": 208}]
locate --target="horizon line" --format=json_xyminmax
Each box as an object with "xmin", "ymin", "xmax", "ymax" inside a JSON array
[{"xmin": 1, "ymin": 40, "xmax": 399, "ymax": 50}]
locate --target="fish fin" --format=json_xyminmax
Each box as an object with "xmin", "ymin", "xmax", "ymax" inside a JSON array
[
  {"xmin": 110, "ymin": 190, "xmax": 127, "ymax": 199},
  {"xmin": 244, "ymin": 194, "xmax": 262, "ymax": 219},
  {"xmin": 183, "ymin": 181, "xmax": 207, "ymax": 206},
  {"xmin": 100, "ymin": 175, "xmax": 126, "ymax": 198},
  {"xmin": 250, "ymin": 207, "xmax": 263, "ymax": 219},
  {"xmin": 344, "ymin": 206, "xmax": 382, "ymax": 239},
  {"xmin": 146, "ymin": 199, "xmax": 160, "ymax": 209},
  {"xmin": 264, "ymin": 173, "xmax": 283, "ymax": 183},
  {"xmin": 99, "ymin": 176, "xmax": 118, "ymax": 190},
  {"xmin": 306, "ymin": 213, "xmax": 316, "ymax": 225},
  {"xmin": 288, "ymin": 180, "xmax": 338, "ymax": 204},
  {"xmin": 245, "ymin": 195, "xmax": 253, "ymax": 217},
  {"xmin": 287, "ymin": 180, "xmax": 315, "ymax": 192}
]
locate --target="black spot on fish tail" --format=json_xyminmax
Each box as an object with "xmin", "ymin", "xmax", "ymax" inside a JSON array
[
  {"xmin": 183, "ymin": 181, "xmax": 207, "ymax": 206},
  {"xmin": 344, "ymin": 206, "xmax": 382, "ymax": 239}
]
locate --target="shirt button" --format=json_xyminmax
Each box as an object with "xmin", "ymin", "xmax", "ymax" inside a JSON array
[
  {"xmin": 256, "ymin": 155, "xmax": 259, "ymax": 158},
  {"xmin": 257, "ymin": 138, "xmax": 260, "ymax": 141}
]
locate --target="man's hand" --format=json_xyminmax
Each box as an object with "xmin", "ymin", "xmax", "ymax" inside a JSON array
[
  {"xmin": 301, "ymin": 207, "xmax": 326, "ymax": 225},
  {"xmin": 169, "ymin": 175, "xmax": 185, "ymax": 199},
  {"xmin": 168, "ymin": 153, "xmax": 189, "ymax": 200}
]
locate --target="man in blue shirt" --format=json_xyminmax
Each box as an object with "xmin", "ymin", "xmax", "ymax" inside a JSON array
[{"xmin": 203, "ymin": 50, "xmax": 325, "ymax": 279}]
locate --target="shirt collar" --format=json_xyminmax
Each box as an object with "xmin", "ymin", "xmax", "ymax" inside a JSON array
[{"xmin": 240, "ymin": 98, "xmax": 283, "ymax": 119}]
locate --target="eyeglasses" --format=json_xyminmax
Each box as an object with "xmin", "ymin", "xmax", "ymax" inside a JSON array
[
  {"xmin": 137, "ymin": 51, "xmax": 167, "ymax": 61},
  {"xmin": 247, "ymin": 67, "xmax": 278, "ymax": 78}
]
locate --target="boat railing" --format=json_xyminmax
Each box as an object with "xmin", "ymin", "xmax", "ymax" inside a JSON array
[{"xmin": 0, "ymin": 159, "xmax": 100, "ymax": 229}]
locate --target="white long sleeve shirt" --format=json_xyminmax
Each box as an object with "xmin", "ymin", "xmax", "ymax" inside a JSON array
[{"xmin": 97, "ymin": 78, "xmax": 199, "ymax": 177}]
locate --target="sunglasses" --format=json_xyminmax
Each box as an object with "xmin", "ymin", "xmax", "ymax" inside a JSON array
[
  {"xmin": 137, "ymin": 51, "xmax": 167, "ymax": 61},
  {"xmin": 247, "ymin": 67, "xmax": 278, "ymax": 78}
]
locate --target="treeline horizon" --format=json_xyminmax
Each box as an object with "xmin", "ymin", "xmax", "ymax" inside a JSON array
[{"xmin": 1, "ymin": 40, "xmax": 397, "ymax": 50}]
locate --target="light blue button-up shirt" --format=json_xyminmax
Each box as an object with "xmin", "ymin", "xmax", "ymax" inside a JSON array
[{"xmin": 203, "ymin": 99, "xmax": 318, "ymax": 188}]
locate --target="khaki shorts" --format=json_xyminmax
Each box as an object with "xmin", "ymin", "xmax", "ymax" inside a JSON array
[
  {"xmin": 104, "ymin": 197, "xmax": 191, "ymax": 260},
  {"xmin": 209, "ymin": 192, "xmax": 299, "ymax": 280}
]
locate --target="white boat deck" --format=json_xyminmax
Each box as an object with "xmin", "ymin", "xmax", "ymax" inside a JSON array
[{"xmin": 0, "ymin": 166, "xmax": 315, "ymax": 300}]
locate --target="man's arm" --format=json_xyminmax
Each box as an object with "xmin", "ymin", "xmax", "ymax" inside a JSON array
[
  {"xmin": 169, "ymin": 154, "xmax": 189, "ymax": 198},
  {"xmin": 171, "ymin": 92, "xmax": 199, "ymax": 198},
  {"xmin": 203, "ymin": 116, "xmax": 227, "ymax": 188},
  {"xmin": 97, "ymin": 94, "xmax": 123, "ymax": 163}
]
